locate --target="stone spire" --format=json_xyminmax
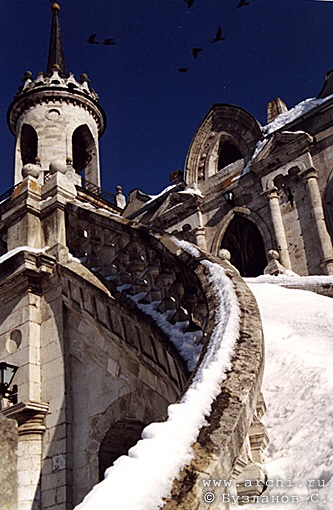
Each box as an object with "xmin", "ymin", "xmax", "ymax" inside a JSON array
[{"xmin": 47, "ymin": 1, "xmax": 67, "ymax": 76}]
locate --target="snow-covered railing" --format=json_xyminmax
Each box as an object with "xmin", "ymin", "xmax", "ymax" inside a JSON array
[
  {"xmin": 66, "ymin": 203, "xmax": 209, "ymax": 371},
  {"xmin": 66, "ymin": 204, "xmax": 265, "ymax": 510}
]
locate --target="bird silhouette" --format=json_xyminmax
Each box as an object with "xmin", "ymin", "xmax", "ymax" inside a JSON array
[
  {"xmin": 177, "ymin": 67, "xmax": 189, "ymax": 73},
  {"xmin": 192, "ymin": 47, "xmax": 203, "ymax": 59},
  {"xmin": 103, "ymin": 38, "xmax": 116, "ymax": 46},
  {"xmin": 237, "ymin": 0, "xmax": 249, "ymax": 7},
  {"xmin": 212, "ymin": 26, "xmax": 225, "ymax": 42},
  {"xmin": 87, "ymin": 34, "xmax": 99, "ymax": 44},
  {"xmin": 184, "ymin": 0, "xmax": 195, "ymax": 7}
]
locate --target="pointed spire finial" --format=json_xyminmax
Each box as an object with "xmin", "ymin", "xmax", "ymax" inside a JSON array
[
  {"xmin": 47, "ymin": 0, "xmax": 67, "ymax": 77},
  {"xmin": 51, "ymin": 1, "xmax": 61, "ymax": 14}
]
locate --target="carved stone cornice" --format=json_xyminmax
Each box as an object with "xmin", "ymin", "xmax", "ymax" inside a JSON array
[
  {"xmin": 8, "ymin": 86, "xmax": 105, "ymax": 136},
  {"xmin": 2, "ymin": 401, "xmax": 49, "ymax": 436},
  {"xmin": 0, "ymin": 251, "xmax": 55, "ymax": 302}
]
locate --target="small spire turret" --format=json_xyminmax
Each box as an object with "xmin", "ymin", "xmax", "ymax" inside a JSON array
[{"xmin": 7, "ymin": 0, "xmax": 106, "ymax": 188}]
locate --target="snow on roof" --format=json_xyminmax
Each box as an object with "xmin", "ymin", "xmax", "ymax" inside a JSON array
[
  {"xmin": 262, "ymin": 93, "xmax": 333, "ymax": 137},
  {"xmin": 178, "ymin": 186, "xmax": 203, "ymax": 198},
  {"xmin": 74, "ymin": 248, "xmax": 240, "ymax": 510},
  {"xmin": 143, "ymin": 184, "xmax": 178, "ymax": 206},
  {"xmin": 240, "ymin": 93, "xmax": 333, "ymax": 174},
  {"xmin": 239, "ymin": 138, "xmax": 269, "ymax": 178}
]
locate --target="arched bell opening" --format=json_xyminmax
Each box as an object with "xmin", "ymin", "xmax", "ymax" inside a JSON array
[
  {"xmin": 20, "ymin": 124, "xmax": 38, "ymax": 166},
  {"xmin": 72, "ymin": 125, "xmax": 96, "ymax": 182},
  {"xmin": 221, "ymin": 215, "xmax": 267, "ymax": 277}
]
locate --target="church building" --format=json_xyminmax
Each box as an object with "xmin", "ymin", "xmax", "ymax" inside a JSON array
[{"xmin": 0, "ymin": 2, "xmax": 332, "ymax": 510}]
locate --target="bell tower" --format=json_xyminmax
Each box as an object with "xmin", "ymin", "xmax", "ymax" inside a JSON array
[{"xmin": 7, "ymin": 1, "xmax": 106, "ymax": 186}]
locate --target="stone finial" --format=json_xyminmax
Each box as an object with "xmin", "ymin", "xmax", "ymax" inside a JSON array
[
  {"xmin": 115, "ymin": 186, "xmax": 126, "ymax": 209},
  {"xmin": 264, "ymin": 249, "xmax": 286, "ymax": 275},
  {"xmin": 80, "ymin": 73, "xmax": 90, "ymax": 84},
  {"xmin": 21, "ymin": 71, "xmax": 33, "ymax": 90},
  {"xmin": 49, "ymin": 160, "xmax": 67, "ymax": 174},
  {"xmin": 267, "ymin": 97, "xmax": 288, "ymax": 123},
  {"xmin": 22, "ymin": 163, "xmax": 40, "ymax": 179},
  {"xmin": 51, "ymin": 1, "xmax": 61, "ymax": 13},
  {"xmin": 51, "ymin": 63, "xmax": 61, "ymax": 73},
  {"xmin": 219, "ymin": 248, "xmax": 231, "ymax": 261},
  {"xmin": 21, "ymin": 71, "xmax": 33, "ymax": 83},
  {"xmin": 218, "ymin": 248, "xmax": 240, "ymax": 275},
  {"xmin": 169, "ymin": 169, "xmax": 184, "ymax": 185}
]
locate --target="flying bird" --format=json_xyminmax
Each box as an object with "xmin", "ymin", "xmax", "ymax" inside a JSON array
[
  {"xmin": 237, "ymin": 0, "xmax": 249, "ymax": 7},
  {"xmin": 212, "ymin": 26, "xmax": 225, "ymax": 42},
  {"xmin": 177, "ymin": 67, "xmax": 189, "ymax": 73},
  {"xmin": 87, "ymin": 34, "xmax": 99, "ymax": 44},
  {"xmin": 184, "ymin": 0, "xmax": 195, "ymax": 7},
  {"xmin": 103, "ymin": 38, "xmax": 116, "ymax": 46},
  {"xmin": 192, "ymin": 47, "xmax": 203, "ymax": 59}
]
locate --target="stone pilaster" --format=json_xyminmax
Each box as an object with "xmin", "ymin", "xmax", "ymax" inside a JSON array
[
  {"xmin": 263, "ymin": 187, "xmax": 291, "ymax": 269},
  {"xmin": 2, "ymin": 401, "xmax": 48, "ymax": 510},
  {"xmin": 41, "ymin": 168, "xmax": 77, "ymax": 263},
  {"xmin": 300, "ymin": 167, "xmax": 333, "ymax": 275},
  {"xmin": 3, "ymin": 176, "xmax": 43, "ymax": 252}
]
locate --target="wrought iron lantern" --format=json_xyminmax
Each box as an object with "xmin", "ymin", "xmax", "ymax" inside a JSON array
[
  {"xmin": 223, "ymin": 190, "xmax": 235, "ymax": 207},
  {"xmin": 0, "ymin": 362, "xmax": 18, "ymax": 404}
]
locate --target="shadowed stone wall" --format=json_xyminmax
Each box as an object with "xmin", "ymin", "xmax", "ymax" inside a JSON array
[{"xmin": 0, "ymin": 416, "xmax": 18, "ymax": 510}]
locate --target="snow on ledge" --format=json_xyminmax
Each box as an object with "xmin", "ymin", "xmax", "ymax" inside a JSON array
[
  {"xmin": 74, "ymin": 244, "xmax": 240, "ymax": 510},
  {"xmin": 0, "ymin": 246, "xmax": 50, "ymax": 265},
  {"xmin": 245, "ymin": 274, "xmax": 333, "ymax": 287}
]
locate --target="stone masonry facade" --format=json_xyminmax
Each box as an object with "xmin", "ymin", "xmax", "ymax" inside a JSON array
[{"xmin": 2, "ymin": 2, "xmax": 333, "ymax": 509}]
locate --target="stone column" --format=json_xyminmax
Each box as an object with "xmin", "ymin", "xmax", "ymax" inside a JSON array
[
  {"xmin": 3, "ymin": 175, "xmax": 43, "ymax": 252},
  {"xmin": 263, "ymin": 187, "xmax": 291, "ymax": 269},
  {"xmin": 3, "ymin": 401, "xmax": 48, "ymax": 510},
  {"xmin": 194, "ymin": 208, "xmax": 207, "ymax": 250},
  {"xmin": 300, "ymin": 167, "xmax": 333, "ymax": 275}
]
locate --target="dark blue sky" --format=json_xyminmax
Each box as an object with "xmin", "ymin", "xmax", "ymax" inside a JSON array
[{"xmin": 1, "ymin": 0, "xmax": 333, "ymax": 198}]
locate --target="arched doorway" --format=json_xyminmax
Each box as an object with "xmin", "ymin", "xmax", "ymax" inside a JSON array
[
  {"xmin": 99, "ymin": 419, "xmax": 146, "ymax": 480},
  {"xmin": 221, "ymin": 215, "xmax": 267, "ymax": 276}
]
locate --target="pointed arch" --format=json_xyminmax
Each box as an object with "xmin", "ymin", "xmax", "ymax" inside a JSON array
[
  {"xmin": 185, "ymin": 104, "xmax": 262, "ymax": 185},
  {"xmin": 86, "ymin": 393, "xmax": 168, "ymax": 486},
  {"xmin": 222, "ymin": 216, "xmax": 266, "ymax": 276},
  {"xmin": 211, "ymin": 207, "xmax": 272, "ymax": 277}
]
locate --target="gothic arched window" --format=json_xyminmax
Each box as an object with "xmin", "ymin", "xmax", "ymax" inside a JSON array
[{"xmin": 218, "ymin": 141, "xmax": 242, "ymax": 170}]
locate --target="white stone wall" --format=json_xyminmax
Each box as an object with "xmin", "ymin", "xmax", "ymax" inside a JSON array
[{"xmin": 14, "ymin": 101, "xmax": 100, "ymax": 185}]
